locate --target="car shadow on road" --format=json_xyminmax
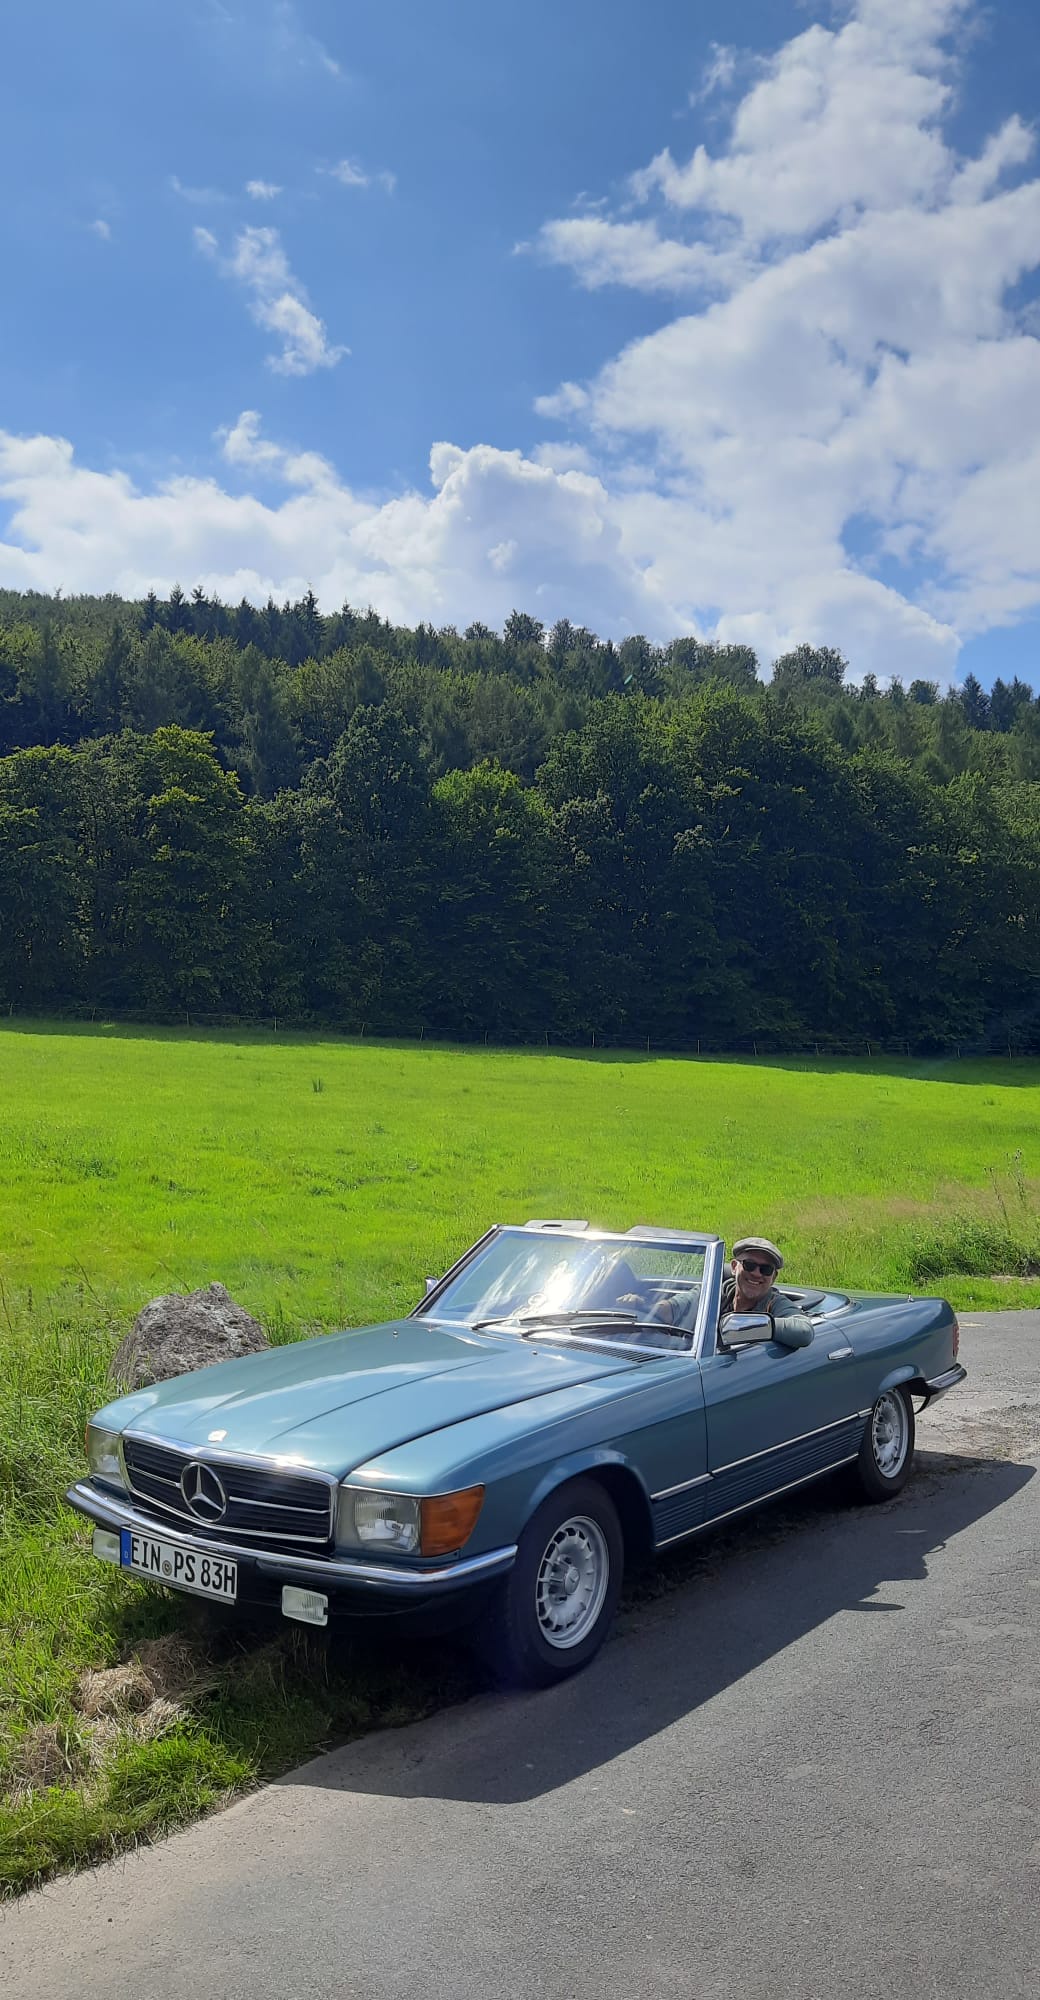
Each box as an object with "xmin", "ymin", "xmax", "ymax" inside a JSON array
[{"xmin": 290, "ymin": 1448, "xmax": 1034, "ymax": 1807}]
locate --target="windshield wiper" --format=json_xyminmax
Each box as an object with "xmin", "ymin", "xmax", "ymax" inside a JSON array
[{"xmin": 473, "ymin": 1309, "xmax": 639, "ymax": 1334}]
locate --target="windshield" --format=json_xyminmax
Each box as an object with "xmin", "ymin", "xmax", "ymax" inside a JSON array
[{"xmin": 423, "ymin": 1231, "xmax": 708, "ymax": 1349}]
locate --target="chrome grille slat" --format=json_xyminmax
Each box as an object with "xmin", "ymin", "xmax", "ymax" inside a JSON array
[{"xmin": 121, "ymin": 1438, "xmax": 334, "ymax": 1548}]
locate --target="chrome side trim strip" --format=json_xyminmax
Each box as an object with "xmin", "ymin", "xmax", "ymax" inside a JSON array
[
  {"xmin": 712, "ymin": 1410, "xmax": 868, "ymax": 1477},
  {"xmin": 67, "ymin": 1483, "xmax": 516, "ymax": 1590},
  {"xmin": 656, "ymin": 1456, "xmax": 859, "ymax": 1546},
  {"xmin": 650, "ymin": 1472, "xmax": 712, "ymax": 1502}
]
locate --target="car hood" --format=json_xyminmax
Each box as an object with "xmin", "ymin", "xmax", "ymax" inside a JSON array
[{"xmin": 113, "ymin": 1319, "xmax": 637, "ymax": 1477}]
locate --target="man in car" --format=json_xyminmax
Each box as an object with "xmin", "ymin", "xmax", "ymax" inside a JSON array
[
  {"xmin": 619, "ymin": 1236, "xmax": 804, "ymax": 1340},
  {"xmin": 720, "ymin": 1237, "xmax": 791, "ymax": 1318},
  {"xmin": 717, "ymin": 1237, "xmax": 816, "ymax": 1349}
]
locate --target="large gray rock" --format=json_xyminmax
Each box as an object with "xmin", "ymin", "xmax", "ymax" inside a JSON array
[{"xmin": 109, "ymin": 1282, "xmax": 270, "ymax": 1390}]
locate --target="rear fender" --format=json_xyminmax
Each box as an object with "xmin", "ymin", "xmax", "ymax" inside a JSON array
[{"xmin": 876, "ymin": 1361, "xmax": 928, "ymax": 1400}]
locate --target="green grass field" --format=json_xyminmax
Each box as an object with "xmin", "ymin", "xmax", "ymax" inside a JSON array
[{"xmin": 2, "ymin": 1020, "xmax": 1039, "ymax": 1894}]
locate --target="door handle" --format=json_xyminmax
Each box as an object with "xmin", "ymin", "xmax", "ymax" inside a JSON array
[{"xmin": 827, "ymin": 1344, "xmax": 853, "ymax": 1361}]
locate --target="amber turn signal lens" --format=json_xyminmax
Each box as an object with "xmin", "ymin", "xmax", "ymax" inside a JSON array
[{"xmin": 420, "ymin": 1486, "xmax": 485, "ymax": 1557}]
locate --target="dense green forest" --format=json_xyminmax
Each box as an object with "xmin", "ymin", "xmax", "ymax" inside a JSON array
[{"xmin": 2, "ymin": 586, "xmax": 1039, "ymax": 1050}]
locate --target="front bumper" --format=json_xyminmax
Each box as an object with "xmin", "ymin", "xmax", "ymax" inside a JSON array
[{"xmin": 66, "ymin": 1481, "xmax": 516, "ymax": 1607}]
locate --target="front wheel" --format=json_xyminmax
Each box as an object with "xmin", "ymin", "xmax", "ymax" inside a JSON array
[
  {"xmin": 853, "ymin": 1386, "xmax": 916, "ymax": 1502},
  {"xmin": 484, "ymin": 1478, "xmax": 623, "ymax": 1687}
]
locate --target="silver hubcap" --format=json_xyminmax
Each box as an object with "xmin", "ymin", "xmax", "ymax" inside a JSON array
[
  {"xmin": 872, "ymin": 1392, "xmax": 909, "ymax": 1478},
  {"xmin": 535, "ymin": 1515, "xmax": 610, "ymax": 1650}
]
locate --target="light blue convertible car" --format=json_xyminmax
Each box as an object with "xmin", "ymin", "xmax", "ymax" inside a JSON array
[{"xmin": 71, "ymin": 1222, "xmax": 965, "ymax": 1685}]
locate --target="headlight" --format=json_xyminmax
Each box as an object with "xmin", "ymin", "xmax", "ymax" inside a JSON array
[
  {"xmin": 336, "ymin": 1485, "xmax": 485, "ymax": 1558},
  {"xmin": 337, "ymin": 1487, "xmax": 421, "ymax": 1554},
  {"xmin": 86, "ymin": 1424, "xmax": 126, "ymax": 1489}
]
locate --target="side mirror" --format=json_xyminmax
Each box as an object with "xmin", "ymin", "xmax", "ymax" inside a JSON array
[
  {"xmin": 424, "ymin": 1277, "xmax": 440, "ymax": 1296},
  {"xmin": 718, "ymin": 1312, "xmax": 774, "ymax": 1348}
]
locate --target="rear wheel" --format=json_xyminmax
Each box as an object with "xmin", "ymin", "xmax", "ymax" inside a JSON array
[
  {"xmin": 853, "ymin": 1386, "xmax": 915, "ymax": 1501},
  {"xmin": 484, "ymin": 1478, "xmax": 623, "ymax": 1687}
]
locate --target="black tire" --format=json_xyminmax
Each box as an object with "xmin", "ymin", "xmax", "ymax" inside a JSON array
[
  {"xmin": 852, "ymin": 1386, "xmax": 916, "ymax": 1502},
  {"xmin": 484, "ymin": 1478, "xmax": 624, "ymax": 1688}
]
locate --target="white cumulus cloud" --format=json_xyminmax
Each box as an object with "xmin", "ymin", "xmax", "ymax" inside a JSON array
[
  {"xmin": 691, "ymin": 43, "xmax": 739, "ymax": 104},
  {"xmin": 0, "ymin": 419, "xmax": 680, "ymax": 639},
  {"xmin": 324, "ymin": 159, "xmax": 397, "ymax": 194},
  {"xmin": 528, "ymin": 0, "xmax": 1040, "ymax": 672},
  {"xmin": 4, "ymin": 0, "xmax": 1040, "ymax": 680},
  {"xmin": 194, "ymin": 225, "xmax": 347, "ymax": 376}
]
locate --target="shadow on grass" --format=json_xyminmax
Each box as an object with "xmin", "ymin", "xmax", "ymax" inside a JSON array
[
  {"xmin": 543, "ymin": 1047, "xmax": 1040, "ymax": 1087},
  {"xmin": 290, "ymin": 1447, "xmax": 1034, "ymax": 1807}
]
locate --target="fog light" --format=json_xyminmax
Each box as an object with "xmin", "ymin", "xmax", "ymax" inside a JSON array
[{"xmin": 282, "ymin": 1586, "xmax": 328, "ymax": 1627}]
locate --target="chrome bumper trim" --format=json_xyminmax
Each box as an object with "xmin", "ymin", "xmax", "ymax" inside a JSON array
[
  {"xmin": 66, "ymin": 1483, "xmax": 516, "ymax": 1592},
  {"xmin": 922, "ymin": 1363, "xmax": 968, "ymax": 1404}
]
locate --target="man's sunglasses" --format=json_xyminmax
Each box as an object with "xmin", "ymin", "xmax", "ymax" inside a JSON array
[{"xmin": 737, "ymin": 1258, "xmax": 776, "ymax": 1277}]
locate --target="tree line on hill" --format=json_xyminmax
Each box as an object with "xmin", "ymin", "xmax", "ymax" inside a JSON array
[{"xmin": 1, "ymin": 587, "xmax": 1038, "ymax": 1050}]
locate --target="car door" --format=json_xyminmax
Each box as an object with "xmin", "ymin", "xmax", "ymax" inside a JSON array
[{"xmin": 698, "ymin": 1324, "xmax": 866, "ymax": 1524}]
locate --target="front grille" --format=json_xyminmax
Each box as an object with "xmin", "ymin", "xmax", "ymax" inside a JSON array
[{"xmin": 121, "ymin": 1436, "xmax": 334, "ymax": 1548}]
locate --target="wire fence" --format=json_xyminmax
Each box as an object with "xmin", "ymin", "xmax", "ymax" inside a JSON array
[{"xmin": 6, "ymin": 1003, "xmax": 1039, "ymax": 1061}]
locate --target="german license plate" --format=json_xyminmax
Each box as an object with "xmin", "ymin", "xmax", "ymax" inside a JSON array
[{"xmin": 120, "ymin": 1528, "xmax": 237, "ymax": 1601}]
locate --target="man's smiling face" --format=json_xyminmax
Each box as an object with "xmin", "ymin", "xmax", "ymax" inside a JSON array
[{"xmin": 732, "ymin": 1252, "xmax": 777, "ymax": 1307}]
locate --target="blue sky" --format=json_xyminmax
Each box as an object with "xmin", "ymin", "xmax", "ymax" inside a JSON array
[{"xmin": 2, "ymin": 0, "xmax": 1039, "ymax": 685}]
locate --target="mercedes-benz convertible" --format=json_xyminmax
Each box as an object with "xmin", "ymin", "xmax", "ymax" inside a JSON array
[{"xmin": 70, "ymin": 1222, "xmax": 966, "ymax": 1685}]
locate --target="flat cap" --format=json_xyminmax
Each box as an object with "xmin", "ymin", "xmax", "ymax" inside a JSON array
[{"xmin": 732, "ymin": 1236, "xmax": 784, "ymax": 1270}]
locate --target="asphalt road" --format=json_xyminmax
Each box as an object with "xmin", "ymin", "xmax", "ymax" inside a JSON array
[{"xmin": 3, "ymin": 1313, "xmax": 1039, "ymax": 2000}]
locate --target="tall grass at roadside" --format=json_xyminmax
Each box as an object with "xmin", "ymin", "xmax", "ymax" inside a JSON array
[
  {"xmin": 901, "ymin": 1152, "xmax": 1040, "ymax": 1285},
  {"xmin": 2, "ymin": 1021, "xmax": 1039, "ymax": 1892},
  {"xmin": 0, "ymin": 1296, "xmax": 485, "ymax": 1894}
]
